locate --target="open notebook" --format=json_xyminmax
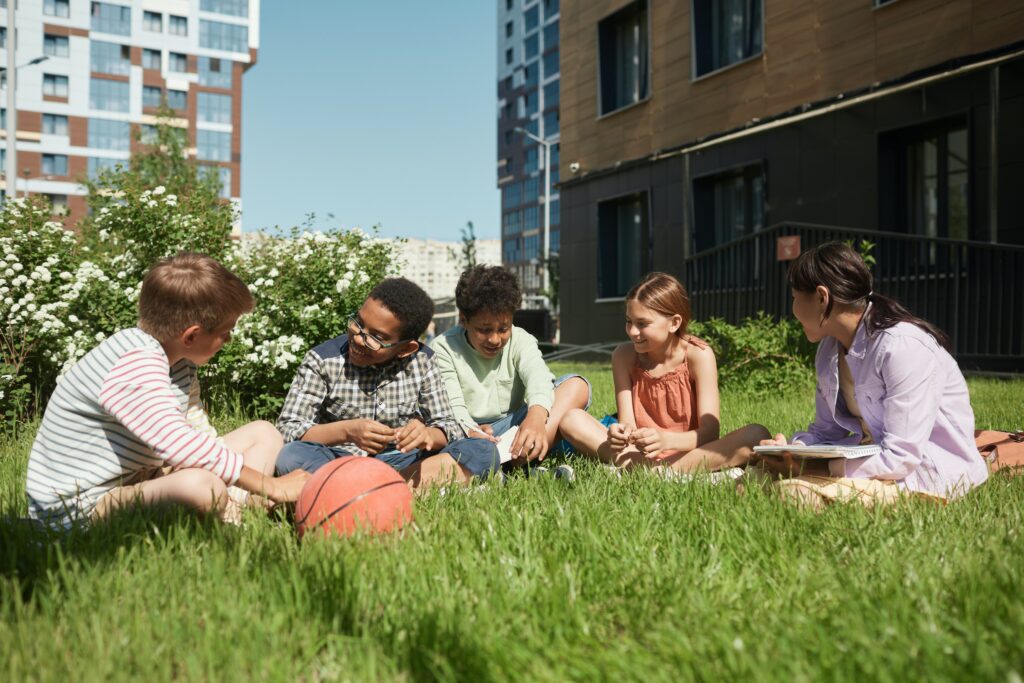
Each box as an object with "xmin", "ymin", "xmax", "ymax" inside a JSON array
[
  {"xmin": 496, "ymin": 426, "xmax": 521, "ymax": 464},
  {"xmin": 753, "ymin": 444, "xmax": 881, "ymax": 460}
]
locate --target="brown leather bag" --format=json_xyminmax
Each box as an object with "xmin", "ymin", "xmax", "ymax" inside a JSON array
[{"xmin": 975, "ymin": 430, "xmax": 1024, "ymax": 473}]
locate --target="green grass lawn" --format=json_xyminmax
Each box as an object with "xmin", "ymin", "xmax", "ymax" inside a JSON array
[{"xmin": 1, "ymin": 366, "xmax": 1022, "ymax": 682}]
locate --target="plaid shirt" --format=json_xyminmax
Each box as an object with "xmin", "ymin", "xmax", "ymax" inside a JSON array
[{"xmin": 277, "ymin": 334, "xmax": 464, "ymax": 452}]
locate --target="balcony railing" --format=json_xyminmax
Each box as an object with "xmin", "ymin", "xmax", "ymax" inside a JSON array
[{"xmin": 683, "ymin": 223, "xmax": 1024, "ymax": 371}]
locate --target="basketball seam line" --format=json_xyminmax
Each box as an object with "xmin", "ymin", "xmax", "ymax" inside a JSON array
[
  {"xmin": 312, "ymin": 481, "xmax": 408, "ymax": 532},
  {"xmin": 294, "ymin": 457, "xmax": 362, "ymax": 528}
]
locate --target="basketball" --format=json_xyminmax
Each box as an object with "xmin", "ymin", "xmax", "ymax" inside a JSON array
[{"xmin": 294, "ymin": 456, "xmax": 414, "ymax": 539}]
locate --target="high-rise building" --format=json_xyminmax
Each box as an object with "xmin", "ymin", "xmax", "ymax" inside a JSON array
[
  {"xmin": 496, "ymin": 0, "xmax": 560, "ymax": 308},
  {"xmin": 1, "ymin": 0, "xmax": 258, "ymax": 230},
  {"xmin": 393, "ymin": 237, "xmax": 502, "ymax": 301}
]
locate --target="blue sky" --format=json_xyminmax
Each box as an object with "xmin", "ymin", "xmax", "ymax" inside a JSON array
[{"xmin": 242, "ymin": 2, "xmax": 500, "ymax": 241}]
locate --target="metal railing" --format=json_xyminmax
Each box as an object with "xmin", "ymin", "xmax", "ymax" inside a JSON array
[{"xmin": 683, "ymin": 223, "xmax": 1024, "ymax": 371}]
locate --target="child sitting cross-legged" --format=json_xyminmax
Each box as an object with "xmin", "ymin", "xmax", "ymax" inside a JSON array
[
  {"xmin": 274, "ymin": 278, "xmax": 498, "ymax": 486},
  {"xmin": 25, "ymin": 252, "xmax": 310, "ymax": 530},
  {"xmin": 418, "ymin": 265, "xmax": 592, "ymax": 485},
  {"xmin": 560, "ymin": 272, "xmax": 768, "ymax": 475}
]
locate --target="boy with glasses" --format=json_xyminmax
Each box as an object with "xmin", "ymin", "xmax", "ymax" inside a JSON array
[{"xmin": 275, "ymin": 278, "xmax": 499, "ymax": 485}]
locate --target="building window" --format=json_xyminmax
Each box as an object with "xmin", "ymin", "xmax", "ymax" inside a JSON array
[
  {"xmin": 545, "ymin": 0, "xmax": 560, "ymax": 18},
  {"xmin": 505, "ymin": 47, "xmax": 514, "ymax": 65},
  {"xmin": 550, "ymin": 199, "xmax": 561, "ymax": 228},
  {"xmin": 503, "ymin": 181, "xmax": 522, "ymax": 208},
  {"xmin": 525, "ymin": 148, "xmax": 539, "ymax": 175},
  {"xmin": 91, "ymin": 2, "xmax": 132, "ymax": 36},
  {"xmin": 44, "ymin": 0, "xmax": 70, "ymax": 18},
  {"xmin": 506, "ymin": 0, "xmax": 514, "ymax": 11},
  {"xmin": 543, "ymin": 21, "xmax": 558, "ymax": 50},
  {"xmin": 91, "ymin": 41, "xmax": 131, "ymax": 75},
  {"xmin": 598, "ymin": 192, "xmax": 650, "ymax": 298},
  {"xmin": 42, "ymin": 154, "xmax": 69, "ymax": 176},
  {"xmin": 524, "ymin": 62, "xmax": 539, "ymax": 88},
  {"xmin": 693, "ymin": 0, "xmax": 763, "ymax": 78},
  {"xmin": 523, "ymin": 91, "xmax": 538, "ymax": 116},
  {"xmin": 525, "ymin": 5, "xmax": 540, "ymax": 32},
  {"xmin": 524, "ymin": 205, "xmax": 540, "ymax": 231},
  {"xmin": 693, "ymin": 164, "xmax": 765, "ymax": 251},
  {"xmin": 524, "ymin": 175, "xmax": 540, "ymax": 203},
  {"xmin": 46, "ymin": 194, "xmax": 69, "ymax": 215},
  {"xmin": 201, "ymin": 0, "xmax": 249, "ymax": 18},
  {"xmin": 89, "ymin": 118, "xmax": 131, "ymax": 151},
  {"xmin": 169, "ymin": 15, "xmax": 188, "ymax": 36},
  {"xmin": 90, "ymin": 77, "xmax": 128, "ymax": 111},
  {"xmin": 524, "ymin": 233, "xmax": 540, "ymax": 261},
  {"xmin": 880, "ymin": 118, "xmax": 969, "ymax": 243},
  {"xmin": 0, "ymin": 28, "xmax": 5, "ymax": 49},
  {"xmin": 544, "ymin": 49, "xmax": 559, "ymax": 78},
  {"xmin": 44, "ymin": 34, "xmax": 70, "ymax": 58},
  {"xmin": 598, "ymin": 1, "xmax": 649, "ymax": 116},
  {"xmin": 199, "ymin": 57, "xmax": 233, "ymax": 88},
  {"xmin": 88, "ymin": 156, "xmax": 121, "ymax": 179},
  {"xmin": 544, "ymin": 81, "xmax": 559, "ymax": 108},
  {"xmin": 199, "ymin": 20, "xmax": 249, "ymax": 53},
  {"xmin": 140, "ymin": 123, "xmax": 186, "ymax": 146},
  {"xmin": 166, "ymin": 89, "xmax": 187, "ymax": 111},
  {"xmin": 143, "ymin": 48, "xmax": 161, "ymax": 70},
  {"xmin": 203, "ymin": 165, "xmax": 232, "ymax": 198},
  {"xmin": 197, "ymin": 130, "xmax": 232, "ymax": 161},
  {"xmin": 143, "ymin": 10, "xmax": 163, "ymax": 32},
  {"xmin": 142, "ymin": 85, "xmax": 163, "ymax": 108},
  {"xmin": 543, "ymin": 110, "xmax": 559, "ymax": 136},
  {"xmin": 43, "ymin": 74, "xmax": 70, "ymax": 98},
  {"xmin": 505, "ymin": 21, "xmax": 514, "ymax": 38},
  {"xmin": 198, "ymin": 92, "xmax": 232, "ymax": 123},
  {"xmin": 42, "ymin": 114, "xmax": 69, "ymax": 135},
  {"xmin": 524, "ymin": 34, "xmax": 539, "ymax": 60},
  {"xmin": 169, "ymin": 52, "xmax": 188, "ymax": 73}
]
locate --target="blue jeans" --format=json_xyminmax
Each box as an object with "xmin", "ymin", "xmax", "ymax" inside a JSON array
[{"xmin": 275, "ymin": 437, "xmax": 501, "ymax": 479}]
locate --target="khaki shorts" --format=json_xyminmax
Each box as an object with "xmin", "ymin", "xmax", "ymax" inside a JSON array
[{"xmin": 742, "ymin": 464, "xmax": 945, "ymax": 509}]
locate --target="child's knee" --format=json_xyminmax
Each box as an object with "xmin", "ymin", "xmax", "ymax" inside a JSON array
[
  {"xmin": 559, "ymin": 376, "xmax": 591, "ymax": 408},
  {"xmin": 249, "ymin": 420, "xmax": 284, "ymax": 447},
  {"xmin": 177, "ymin": 469, "xmax": 228, "ymax": 511},
  {"xmin": 742, "ymin": 423, "xmax": 772, "ymax": 444}
]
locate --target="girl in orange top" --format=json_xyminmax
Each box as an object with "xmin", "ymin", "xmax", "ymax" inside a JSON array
[{"xmin": 561, "ymin": 273, "xmax": 767, "ymax": 472}]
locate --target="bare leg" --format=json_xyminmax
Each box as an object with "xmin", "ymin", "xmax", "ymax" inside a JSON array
[
  {"xmin": 559, "ymin": 408, "xmax": 651, "ymax": 468},
  {"xmin": 221, "ymin": 420, "xmax": 283, "ymax": 476},
  {"xmin": 401, "ymin": 453, "xmax": 474, "ymax": 490},
  {"xmin": 544, "ymin": 377, "xmax": 591, "ymax": 446},
  {"xmin": 663, "ymin": 424, "xmax": 771, "ymax": 473},
  {"xmin": 93, "ymin": 468, "xmax": 228, "ymax": 520}
]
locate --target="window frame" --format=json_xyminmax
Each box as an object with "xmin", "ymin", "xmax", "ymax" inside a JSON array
[
  {"xmin": 595, "ymin": 0, "xmax": 652, "ymax": 119},
  {"xmin": 595, "ymin": 190, "xmax": 653, "ymax": 301},
  {"xmin": 43, "ymin": 34, "xmax": 70, "ymax": 58},
  {"xmin": 690, "ymin": 0, "xmax": 765, "ymax": 82}
]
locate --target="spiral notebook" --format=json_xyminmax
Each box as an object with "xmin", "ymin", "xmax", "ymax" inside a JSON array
[{"xmin": 753, "ymin": 444, "xmax": 881, "ymax": 460}]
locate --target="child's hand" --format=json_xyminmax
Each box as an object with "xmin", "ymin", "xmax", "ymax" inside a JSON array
[
  {"xmin": 465, "ymin": 423, "xmax": 499, "ymax": 443},
  {"xmin": 395, "ymin": 418, "xmax": 430, "ymax": 453},
  {"xmin": 510, "ymin": 414, "xmax": 549, "ymax": 462},
  {"xmin": 347, "ymin": 419, "xmax": 395, "ymax": 454},
  {"xmin": 760, "ymin": 433, "xmax": 788, "ymax": 447},
  {"xmin": 608, "ymin": 423, "xmax": 634, "ymax": 453},
  {"xmin": 269, "ymin": 469, "xmax": 311, "ymax": 503},
  {"xmin": 631, "ymin": 428, "xmax": 667, "ymax": 458}
]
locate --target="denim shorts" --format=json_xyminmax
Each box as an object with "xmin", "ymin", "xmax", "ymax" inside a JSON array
[
  {"xmin": 275, "ymin": 436, "xmax": 502, "ymax": 480},
  {"xmin": 482, "ymin": 373, "xmax": 592, "ymax": 438}
]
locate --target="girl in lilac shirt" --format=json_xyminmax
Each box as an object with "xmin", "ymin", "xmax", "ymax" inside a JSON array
[{"xmin": 756, "ymin": 242, "xmax": 988, "ymax": 506}]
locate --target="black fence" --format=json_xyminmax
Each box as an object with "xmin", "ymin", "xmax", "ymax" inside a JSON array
[{"xmin": 683, "ymin": 223, "xmax": 1024, "ymax": 372}]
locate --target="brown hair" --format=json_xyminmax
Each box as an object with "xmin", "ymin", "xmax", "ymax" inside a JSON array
[
  {"xmin": 788, "ymin": 241, "xmax": 951, "ymax": 350},
  {"xmin": 626, "ymin": 272, "xmax": 692, "ymax": 337},
  {"xmin": 138, "ymin": 252, "xmax": 254, "ymax": 341}
]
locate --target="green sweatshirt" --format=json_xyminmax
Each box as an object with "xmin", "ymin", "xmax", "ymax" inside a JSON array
[{"xmin": 430, "ymin": 325, "xmax": 554, "ymax": 426}]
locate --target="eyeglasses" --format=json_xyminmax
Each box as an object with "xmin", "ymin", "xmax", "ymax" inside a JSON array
[{"xmin": 347, "ymin": 315, "xmax": 408, "ymax": 352}]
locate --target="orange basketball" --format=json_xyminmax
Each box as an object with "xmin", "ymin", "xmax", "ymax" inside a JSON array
[{"xmin": 295, "ymin": 457, "xmax": 413, "ymax": 539}]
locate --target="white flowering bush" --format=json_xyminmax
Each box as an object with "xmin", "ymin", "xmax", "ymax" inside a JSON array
[{"xmin": 205, "ymin": 227, "xmax": 400, "ymax": 414}]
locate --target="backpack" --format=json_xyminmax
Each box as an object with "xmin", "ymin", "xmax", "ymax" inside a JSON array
[{"xmin": 975, "ymin": 430, "xmax": 1024, "ymax": 473}]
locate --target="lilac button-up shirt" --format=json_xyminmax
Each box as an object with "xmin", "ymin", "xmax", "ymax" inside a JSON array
[{"xmin": 792, "ymin": 315, "xmax": 988, "ymax": 498}]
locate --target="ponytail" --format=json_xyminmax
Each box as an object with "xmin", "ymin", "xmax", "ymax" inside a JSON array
[{"xmin": 864, "ymin": 291, "xmax": 951, "ymax": 351}]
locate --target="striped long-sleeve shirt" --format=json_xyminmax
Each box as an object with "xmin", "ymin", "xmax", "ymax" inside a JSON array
[{"xmin": 25, "ymin": 327, "xmax": 244, "ymax": 529}]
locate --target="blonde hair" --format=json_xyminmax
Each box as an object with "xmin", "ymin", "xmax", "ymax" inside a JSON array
[
  {"xmin": 138, "ymin": 252, "xmax": 254, "ymax": 341},
  {"xmin": 626, "ymin": 272, "xmax": 691, "ymax": 337}
]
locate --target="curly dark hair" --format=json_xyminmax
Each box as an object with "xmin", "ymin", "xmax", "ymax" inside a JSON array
[
  {"xmin": 455, "ymin": 265, "xmax": 522, "ymax": 319},
  {"xmin": 368, "ymin": 278, "xmax": 435, "ymax": 340}
]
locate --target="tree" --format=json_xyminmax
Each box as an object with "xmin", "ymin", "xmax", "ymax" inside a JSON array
[{"xmin": 460, "ymin": 221, "xmax": 478, "ymax": 270}]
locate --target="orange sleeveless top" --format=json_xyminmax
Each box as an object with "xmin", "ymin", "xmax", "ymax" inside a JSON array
[{"xmin": 631, "ymin": 336, "xmax": 709, "ymax": 458}]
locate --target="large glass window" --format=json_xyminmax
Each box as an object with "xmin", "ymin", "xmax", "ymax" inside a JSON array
[
  {"xmin": 197, "ymin": 130, "xmax": 232, "ymax": 161},
  {"xmin": 524, "ymin": 206, "xmax": 540, "ymax": 231},
  {"xmin": 90, "ymin": 78, "xmax": 128, "ymax": 111},
  {"xmin": 544, "ymin": 49, "xmax": 559, "ymax": 78},
  {"xmin": 88, "ymin": 156, "xmax": 121, "ymax": 179},
  {"xmin": 143, "ymin": 85, "xmax": 163, "ymax": 108},
  {"xmin": 143, "ymin": 11, "xmax": 162, "ymax": 32},
  {"xmin": 169, "ymin": 52, "xmax": 188, "ymax": 73},
  {"xmin": 0, "ymin": 28, "xmax": 5, "ymax": 49},
  {"xmin": 502, "ymin": 181, "xmax": 522, "ymax": 208},
  {"xmin": 543, "ymin": 21, "xmax": 559, "ymax": 50},
  {"xmin": 543, "ymin": 110, "xmax": 559, "ymax": 136},
  {"xmin": 693, "ymin": 0, "xmax": 763, "ymax": 77},
  {"xmin": 525, "ymin": 5, "xmax": 539, "ymax": 32},
  {"xmin": 198, "ymin": 92, "xmax": 232, "ymax": 123},
  {"xmin": 143, "ymin": 49, "xmax": 161, "ymax": 70},
  {"xmin": 43, "ymin": 74, "xmax": 70, "ymax": 98},
  {"xmin": 42, "ymin": 154, "xmax": 69, "ymax": 176},
  {"xmin": 89, "ymin": 118, "xmax": 131, "ymax": 151},
  {"xmin": 91, "ymin": 41, "xmax": 131, "ymax": 75},
  {"xmin": 544, "ymin": 81, "xmax": 559, "ymax": 108},
  {"xmin": 550, "ymin": 199, "xmax": 561, "ymax": 228},
  {"xmin": 201, "ymin": 0, "xmax": 249, "ymax": 18},
  {"xmin": 202, "ymin": 166, "xmax": 232, "ymax": 198},
  {"xmin": 42, "ymin": 114, "xmax": 69, "ymax": 135},
  {"xmin": 169, "ymin": 15, "xmax": 188, "ymax": 36},
  {"xmin": 598, "ymin": 192, "xmax": 649, "ymax": 298},
  {"xmin": 199, "ymin": 57, "xmax": 233, "ymax": 88},
  {"xmin": 45, "ymin": 0, "xmax": 71, "ymax": 18},
  {"xmin": 524, "ymin": 233, "xmax": 540, "ymax": 260},
  {"xmin": 597, "ymin": 1, "xmax": 649, "ymax": 115},
  {"xmin": 524, "ymin": 175, "xmax": 539, "ymax": 202},
  {"xmin": 693, "ymin": 165, "xmax": 765, "ymax": 250},
  {"xmin": 166, "ymin": 89, "xmax": 187, "ymax": 111},
  {"xmin": 91, "ymin": 2, "xmax": 132, "ymax": 36},
  {"xmin": 524, "ymin": 61, "xmax": 539, "ymax": 88},
  {"xmin": 524, "ymin": 34, "xmax": 539, "ymax": 60},
  {"xmin": 525, "ymin": 147, "xmax": 539, "ymax": 175},
  {"xmin": 44, "ymin": 34, "xmax": 70, "ymax": 58},
  {"xmin": 199, "ymin": 20, "xmax": 249, "ymax": 52},
  {"xmin": 545, "ymin": 0, "xmax": 560, "ymax": 18}
]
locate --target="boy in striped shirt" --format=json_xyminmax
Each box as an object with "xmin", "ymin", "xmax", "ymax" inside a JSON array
[{"xmin": 25, "ymin": 252, "xmax": 310, "ymax": 530}]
